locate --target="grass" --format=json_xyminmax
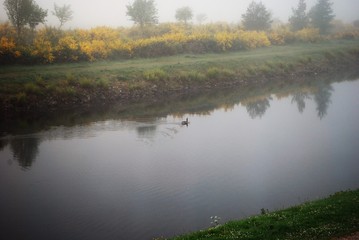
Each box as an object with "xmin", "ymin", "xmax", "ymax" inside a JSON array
[
  {"xmin": 0, "ymin": 40, "xmax": 359, "ymax": 111},
  {"xmin": 1, "ymin": 40, "xmax": 358, "ymax": 84},
  {"xmin": 167, "ymin": 190, "xmax": 359, "ymax": 240}
]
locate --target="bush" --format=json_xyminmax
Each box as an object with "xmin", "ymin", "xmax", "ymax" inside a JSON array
[{"xmin": 295, "ymin": 28, "xmax": 321, "ymax": 43}]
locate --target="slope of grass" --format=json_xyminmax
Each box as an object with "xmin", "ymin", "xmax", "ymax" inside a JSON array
[
  {"xmin": 168, "ymin": 190, "xmax": 359, "ymax": 240},
  {"xmin": 1, "ymin": 40, "xmax": 358, "ymax": 84},
  {"xmin": 0, "ymin": 40, "xmax": 359, "ymax": 115}
]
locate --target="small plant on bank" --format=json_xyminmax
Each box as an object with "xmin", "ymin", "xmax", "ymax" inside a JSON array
[
  {"xmin": 79, "ymin": 77, "xmax": 96, "ymax": 89},
  {"xmin": 210, "ymin": 216, "xmax": 221, "ymax": 228},
  {"xmin": 143, "ymin": 69, "xmax": 168, "ymax": 82}
]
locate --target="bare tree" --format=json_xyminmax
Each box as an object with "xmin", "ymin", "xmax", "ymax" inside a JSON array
[{"xmin": 52, "ymin": 3, "xmax": 73, "ymax": 29}]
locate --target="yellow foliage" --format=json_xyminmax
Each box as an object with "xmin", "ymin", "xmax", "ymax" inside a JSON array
[
  {"xmin": 215, "ymin": 32, "xmax": 238, "ymax": 51},
  {"xmin": 268, "ymin": 32, "xmax": 285, "ymax": 45},
  {"xmin": 56, "ymin": 35, "xmax": 79, "ymax": 61},
  {"xmin": 0, "ymin": 36, "xmax": 16, "ymax": 52},
  {"xmin": 2, "ymin": 21, "xmax": 356, "ymax": 64},
  {"xmin": 238, "ymin": 31, "xmax": 271, "ymax": 49},
  {"xmin": 295, "ymin": 28, "xmax": 321, "ymax": 43}
]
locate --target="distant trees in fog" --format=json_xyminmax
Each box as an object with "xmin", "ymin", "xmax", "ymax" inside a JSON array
[
  {"xmin": 241, "ymin": 1, "xmax": 272, "ymax": 31},
  {"xmin": 126, "ymin": 0, "xmax": 158, "ymax": 29},
  {"xmin": 175, "ymin": 6, "xmax": 193, "ymax": 25},
  {"xmin": 52, "ymin": 3, "xmax": 73, "ymax": 29},
  {"xmin": 288, "ymin": 0, "xmax": 335, "ymax": 34},
  {"xmin": 289, "ymin": 0, "xmax": 309, "ymax": 31},
  {"xmin": 309, "ymin": 0, "xmax": 335, "ymax": 34}
]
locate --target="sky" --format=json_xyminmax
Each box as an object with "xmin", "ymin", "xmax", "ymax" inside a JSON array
[{"xmin": 0, "ymin": 0, "xmax": 358, "ymax": 29}]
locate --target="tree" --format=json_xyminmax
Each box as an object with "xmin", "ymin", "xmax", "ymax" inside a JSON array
[
  {"xmin": 3, "ymin": 0, "xmax": 47, "ymax": 36},
  {"xmin": 353, "ymin": 20, "xmax": 359, "ymax": 28},
  {"xmin": 289, "ymin": 0, "xmax": 309, "ymax": 31},
  {"xmin": 52, "ymin": 3, "xmax": 73, "ymax": 29},
  {"xmin": 175, "ymin": 6, "xmax": 193, "ymax": 25},
  {"xmin": 242, "ymin": 1, "xmax": 272, "ymax": 31},
  {"xmin": 309, "ymin": 0, "xmax": 335, "ymax": 34},
  {"xmin": 126, "ymin": 0, "xmax": 158, "ymax": 29},
  {"xmin": 196, "ymin": 14, "xmax": 207, "ymax": 25},
  {"xmin": 28, "ymin": 2, "xmax": 47, "ymax": 30}
]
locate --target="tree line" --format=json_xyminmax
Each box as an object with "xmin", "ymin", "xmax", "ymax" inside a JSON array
[
  {"xmin": 1, "ymin": 0, "xmax": 358, "ymax": 64},
  {"xmin": 3, "ymin": 0, "xmax": 339, "ymax": 36},
  {"xmin": 126, "ymin": 0, "xmax": 336, "ymax": 34}
]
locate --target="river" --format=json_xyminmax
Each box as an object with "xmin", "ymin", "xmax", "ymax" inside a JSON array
[{"xmin": 1, "ymin": 77, "xmax": 359, "ymax": 240}]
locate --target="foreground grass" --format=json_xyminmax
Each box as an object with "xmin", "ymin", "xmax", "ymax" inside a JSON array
[{"xmin": 168, "ymin": 190, "xmax": 359, "ymax": 240}]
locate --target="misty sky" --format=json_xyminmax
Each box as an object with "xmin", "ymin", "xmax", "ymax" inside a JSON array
[{"xmin": 1, "ymin": 0, "xmax": 358, "ymax": 29}]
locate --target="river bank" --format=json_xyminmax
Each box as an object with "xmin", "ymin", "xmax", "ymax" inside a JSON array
[
  {"xmin": 1, "ymin": 40, "xmax": 359, "ymax": 118},
  {"xmin": 167, "ymin": 189, "xmax": 359, "ymax": 240}
]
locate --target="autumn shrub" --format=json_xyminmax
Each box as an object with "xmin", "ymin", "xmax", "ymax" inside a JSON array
[
  {"xmin": 238, "ymin": 31, "xmax": 271, "ymax": 49},
  {"xmin": 55, "ymin": 35, "xmax": 80, "ymax": 62},
  {"xmin": 333, "ymin": 30, "xmax": 359, "ymax": 40},
  {"xmin": 0, "ymin": 23, "xmax": 21, "ymax": 63},
  {"xmin": 268, "ymin": 31, "xmax": 286, "ymax": 45},
  {"xmin": 295, "ymin": 28, "xmax": 321, "ymax": 43},
  {"xmin": 2, "ymin": 21, "xmax": 358, "ymax": 64}
]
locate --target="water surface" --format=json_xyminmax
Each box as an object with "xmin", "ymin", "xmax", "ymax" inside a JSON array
[{"xmin": 1, "ymin": 78, "xmax": 359, "ymax": 240}]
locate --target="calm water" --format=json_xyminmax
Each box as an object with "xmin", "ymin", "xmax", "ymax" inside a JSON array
[{"xmin": 1, "ymin": 79, "xmax": 359, "ymax": 240}]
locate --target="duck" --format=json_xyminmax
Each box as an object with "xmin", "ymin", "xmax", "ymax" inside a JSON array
[{"xmin": 181, "ymin": 118, "xmax": 189, "ymax": 126}]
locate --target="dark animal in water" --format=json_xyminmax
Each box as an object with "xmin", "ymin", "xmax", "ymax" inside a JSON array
[{"xmin": 181, "ymin": 118, "xmax": 189, "ymax": 126}]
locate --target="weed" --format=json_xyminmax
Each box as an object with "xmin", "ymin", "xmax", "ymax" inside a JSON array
[
  {"xmin": 65, "ymin": 72, "xmax": 77, "ymax": 85},
  {"xmin": 186, "ymin": 71, "xmax": 206, "ymax": 82},
  {"xmin": 24, "ymin": 82, "xmax": 42, "ymax": 95},
  {"xmin": 79, "ymin": 77, "xmax": 96, "ymax": 89},
  {"xmin": 34, "ymin": 75, "xmax": 46, "ymax": 87},
  {"xmin": 96, "ymin": 79, "xmax": 110, "ymax": 88},
  {"xmin": 206, "ymin": 67, "xmax": 221, "ymax": 79},
  {"xmin": 14, "ymin": 92, "xmax": 27, "ymax": 103},
  {"xmin": 210, "ymin": 216, "xmax": 221, "ymax": 227},
  {"xmin": 143, "ymin": 69, "xmax": 168, "ymax": 81}
]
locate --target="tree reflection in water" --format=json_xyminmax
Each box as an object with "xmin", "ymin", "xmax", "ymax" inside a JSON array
[
  {"xmin": 291, "ymin": 92, "xmax": 311, "ymax": 113},
  {"xmin": 9, "ymin": 137, "xmax": 40, "ymax": 170},
  {"xmin": 0, "ymin": 79, "xmax": 344, "ymax": 170},
  {"xmin": 245, "ymin": 97, "xmax": 272, "ymax": 119},
  {"xmin": 314, "ymin": 84, "xmax": 334, "ymax": 120}
]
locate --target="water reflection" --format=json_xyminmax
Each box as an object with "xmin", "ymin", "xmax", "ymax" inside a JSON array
[
  {"xmin": 291, "ymin": 91, "xmax": 311, "ymax": 113},
  {"xmin": 244, "ymin": 97, "xmax": 272, "ymax": 119},
  {"xmin": 136, "ymin": 125, "xmax": 157, "ymax": 139},
  {"xmin": 314, "ymin": 83, "xmax": 334, "ymax": 119},
  {"xmin": 1, "ymin": 137, "xmax": 40, "ymax": 170},
  {"xmin": 0, "ymin": 76, "xmax": 358, "ymax": 170}
]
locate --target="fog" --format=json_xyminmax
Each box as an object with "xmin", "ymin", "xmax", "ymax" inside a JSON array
[{"xmin": 1, "ymin": 0, "xmax": 358, "ymax": 29}]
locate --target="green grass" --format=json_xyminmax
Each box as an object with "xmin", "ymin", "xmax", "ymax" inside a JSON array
[
  {"xmin": 1, "ymin": 40, "xmax": 358, "ymax": 85},
  {"xmin": 168, "ymin": 190, "xmax": 359, "ymax": 240},
  {"xmin": 1, "ymin": 40, "xmax": 359, "ymax": 110}
]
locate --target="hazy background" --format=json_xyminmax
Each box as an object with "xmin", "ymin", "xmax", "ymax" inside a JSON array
[{"xmin": 0, "ymin": 0, "xmax": 358, "ymax": 28}]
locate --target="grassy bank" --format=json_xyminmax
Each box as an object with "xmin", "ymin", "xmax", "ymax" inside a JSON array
[
  {"xmin": 1, "ymin": 40, "xmax": 359, "ymax": 115},
  {"xmin": 167, "ymin": 190, "xmax": 359, "ymax": 240}
]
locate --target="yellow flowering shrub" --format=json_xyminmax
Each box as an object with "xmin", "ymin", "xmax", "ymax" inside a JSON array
[
  {"xmin": 215, "ymin": 32, "xmax": 239, "ymax": 51},
  {"xmin": 2, "ymin": 21, "xmax": 357, "ymax": 64},
  {"xmin": 56, "ymin": 35, "xmax": 79, "ymax": 61},
  {"xmin": 268, "ymin": 32, "xmax": 285, "ymax": 45},
  {"xmin": 31, "ymin": 29, "xmax": 56, "ymax": 63},
  {"xmin": 238, "ymin": 31, "xmax": 271, "ymax": 49},
  {"xmin": 295, "ymin": 28, "xmax": 321, "ymax": 43},
  {"xmin": 0, "ymin": 23, "xmax": 21, "ymax": 63}
]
